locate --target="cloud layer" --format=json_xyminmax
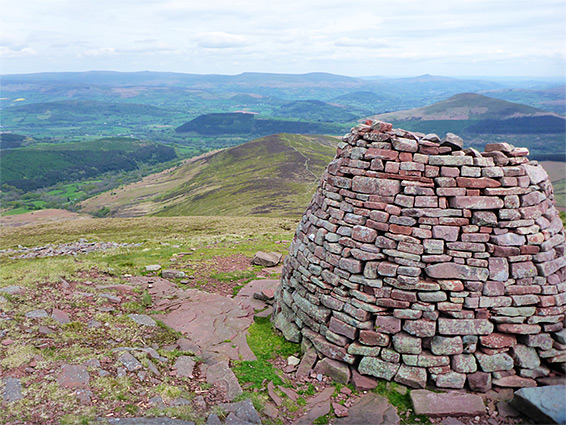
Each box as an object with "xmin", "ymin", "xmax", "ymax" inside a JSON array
[{"xmin": 1, "ymin": 0, "xmax": 565, "ymax": 76}]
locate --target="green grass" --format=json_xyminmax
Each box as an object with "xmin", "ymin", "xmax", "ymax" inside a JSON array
[
  {"xmin": 232, "ymin": 316, "xmax": 300, "ymax": 388},
  {"xmin": 153, "ymin": 133, "xmax": 337, "ymax": 217},
  {"xmin": 373, "ymin": 381, "xmax": 431, "ymax": 425}
]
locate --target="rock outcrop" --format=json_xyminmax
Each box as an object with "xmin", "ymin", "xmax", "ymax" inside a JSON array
[{"xmin": 273, "ymin": 120, "xmax": 566, "ymax": 391}]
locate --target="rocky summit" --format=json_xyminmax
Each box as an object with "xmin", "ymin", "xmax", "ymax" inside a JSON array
[{"xmin": 273, "ymin": 120, "xmax": 566, "ymax": 392}]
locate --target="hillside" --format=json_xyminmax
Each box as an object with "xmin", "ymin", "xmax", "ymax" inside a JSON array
[
  {"xmin": 372, "ymin": 92, "xmax": 554, "ymax": 121},
  {"xmin": 175, "ymin": 112, "xmax": 348, "ymax": 136},
  {"xmin": 369, "ymin": 93, "xmax": 566, "ymax": 158},
  {"xmin": 0, "ymin": 138, "xmax": 177, "ymax": 192},
  {"xmin": 80, "ymin": 133, "xmax": 338, "ymax": 217}
]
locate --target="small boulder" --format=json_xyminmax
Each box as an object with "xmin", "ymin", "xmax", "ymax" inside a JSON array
[
  {"xmin": 252, "ymin": 251, "xmax": 282, "ymax": 267},
  {"xmin": 511, "ymin": 385, "xmax": 566, "ymax": 425},
  {"xmin": 162, "ymin": 269, "xmax": 186, "ymax": 279},
  {"xmin": 128, "ymin": 314, "xmax": 156, "ymax": 327}
]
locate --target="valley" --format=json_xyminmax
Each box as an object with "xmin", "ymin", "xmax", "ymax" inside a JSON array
[{"xmin": 1, "ymin": 71, "xmax": 565, "ymax": 218}]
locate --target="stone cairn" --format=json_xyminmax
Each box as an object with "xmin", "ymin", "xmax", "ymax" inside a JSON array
[{"xmin": 272, "ymin": 120, "xmax": 566, "ymax": 392}]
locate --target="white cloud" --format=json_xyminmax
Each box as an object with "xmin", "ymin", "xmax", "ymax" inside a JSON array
[
  {"xmin": 0, "ymin": 0, "xmax": 564, "ymax": 76},
  {"xmin": 194, "ymin": 32, "xmax": 248, "ymax": 49},
  {"xmin": 81, "ymin": 47, "xmax": 116, "ymax": 57},
  {"xmin": 0, "ymin": 45, "xmax": 37, "ymax": 58}
]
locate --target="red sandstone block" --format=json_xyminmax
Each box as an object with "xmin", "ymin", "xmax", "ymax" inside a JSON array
[
  {"xmin": 440, "ymin": 167, "xmax": 460, "ymax": 177},
  {"xmin": 412, "ymin": 228, "xmax": 433, "ymax": 239},
  {"xmin": 375, "ymin": 316, "xmax": 402, "ymax": 334},
  {"xmin": 456, "ymin": 177, "xmax": 501, "ymax": 188},
  {"xmin": 359, "ymin": 330, "xmax": 390, "ymax": 346},
  {"xmin": 352, "ymin": 225, "xmax": 378, "ymax": 243},
  {"xmin": 415, "ymin": 196, "xmax": 438, "ymax": 208},
  {"xmin": 480, "ymin": 333, "xmax": 517, "ymax": 348},
  {"xmin": 390, "ymin": 224, "xmax": 413, "ymax": 235},
  {"xmin": 385, "ymin": 162, "xmax": 400, "ymax": 173},
  {"xmin": 496, "ymin": 323, "xmax": 541, "ymax": 334},
  {"xmin": 391, "ymin": 289, "xmax": 418, "ymax": 302},
  {"xmin": 432, "ymin": 225, "xmax": 460, "ymax": 242},
  {"xmin": 449, "ymin": 196, "xmax": 504, "ymax": 210},
  {"xmin": 365, "ymin": 148, "xmax": 399, "ymax": 161},
  {"xmin": 399, "ymin": 152, "xmax": 413, "ymax": 162},
  {"xmin": 329, "ymin": 317, "xmax": 358, "ymax": 340}
]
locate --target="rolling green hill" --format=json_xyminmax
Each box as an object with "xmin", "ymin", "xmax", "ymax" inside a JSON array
[
  {"xmin": 0, "ymin": 138, "xmax": 177, "ymax": 191},
  {"xmin": 175, "ymin": 112, "xmax": 348, "ymax": 136},
  {"xmin": 369, "ymin": 93, "xmax": 566, "ymax": 158},
  {"xmin": 81, "ymin": 133, "xmax": 338, "ymax": 217}
]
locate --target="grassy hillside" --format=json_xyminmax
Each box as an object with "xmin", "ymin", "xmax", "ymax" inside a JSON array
[
  {"xmin": 175, "ymin": 112, "xmax": 349, "ymax": 136},
  {"xmin": 0, "ymin": 138, "xmax": 177, "ymax": 192},
  {"xmin": 370, "ymin": 93, "xmax": 566, "ymax": 158},
  {"xmin": 374, "ymin": 93, "xmax": 550, "ymax": 121},
  {"xmin": 81, "ymin": 133, "xmax": 338, "ymax": 218}
]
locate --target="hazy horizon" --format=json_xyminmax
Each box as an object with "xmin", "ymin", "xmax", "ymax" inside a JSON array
[{"xmin": 2, "ymin": 0, "xmax": 565, "ymax": 78}]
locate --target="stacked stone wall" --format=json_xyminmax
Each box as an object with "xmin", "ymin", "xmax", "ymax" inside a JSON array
[{"xmin": 273, "ymin": 120, "xmax": 566, "ymax": 391}]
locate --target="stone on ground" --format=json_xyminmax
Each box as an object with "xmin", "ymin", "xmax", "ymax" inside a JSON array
[
  {"xmin": 334, "ymin": 393, "xmax": 400, "ymax": 425},
  {"xmin": 252, "ymin": 251, "xmax": 282, "ymax": 267},
  {"xmin": 218, "ymin": 398, "xmax": 262, "ymax": 424},
  {"xmin": 128, "ymin": 313, "xmax": 157, "ymax": 327},
  {"xmin": 145, "ymin": 264, "xmax": 161, "ymax": 272},
  {"xmin": 293, "ymin": 387, "xmax": 334, "ymax": 425},
  {"xmin": 118, "ymin": 352, "xmax": 143, "ymax": 372},
  {"xmin": 51, "ymin": 308, "xmax": 70, "ymax": 324},
  {"xmin": 296, "ymin": 348, "xmax": 318, "ymax": 379},
  {"xmin": 2, "ymin": 377, "xmax": 23, "ymax": 402},
  {"xmin": 146, "ymin": 277, "xmax": 256, "ymax": 361},
  {"xmin": 206, "ymin": 361, "xmax": 243, "ymax": 402},
  {"xmin": 510, "ymin": 385, "xmax": 566, "ymax": 425},
  {"xmin": 58, "ymin": 364, "xmax": 90, "ymax": 389},
  {"xmin": 410, "ymin": 389, "xmax": 486, "ymax": 417},
  {"xmin": 314, "ymin": 358, "xmax": 351, "ymax": 384},
  {"xmin": 174, "ymin": 356, "xmax": 196, "ymax": 378},
  {"xmin": 161, "ymin": 269, "xmax": 186, "ymax": 279},
  {"xmin": 234, "ymin": 279, "xmax": 279, "ymax": 312}
]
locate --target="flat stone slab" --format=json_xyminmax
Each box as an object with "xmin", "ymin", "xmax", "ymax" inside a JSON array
[
  {"xmin": 234, "ymin": 279, "xmax": 279, "ymax": 312},
  {"xmin": 141, "ymin": 277, "xmax": 256, "ymax": 361},
  {"xmin": 174, "ymin": 356, "xmax": 195, "ymax": 378},
  {"xmin": 218, "ymin": 398, "xmax": 262, "ymax": 424},
  {"xmin": 0, "ymin": 285, "xmax": 23, "ymax": 295},
  {"xmin": 511, "ymin": 385, "xmax": 566, "ymax": 425},
  {"xmin": 206, "ymin": 361, "xmax": 243, "ymax": 402},
  {"xmin": 293, "ymin": 387, "xmax": 334, "ymax": 425},
  {"xmin": 410, "ymin": 389, "xmax": 486, "ymax": 417},
  {"xmin": 58, "ymin": 364, "xmax": 90, "ymax": 389},
  {"xmin": 2, "ymin": 377, "xmax": 23, "ymax": 402},
  {"xmin": 25, "ymin": 309, "xmax": 48, "ymax": 318},
  {"xmin": 334, "ymin": 393, "xmax": 400, "ymax": 425},
  {"xmin": 128, "ymin": 314, "xmax": 156, "ymax": 327}
]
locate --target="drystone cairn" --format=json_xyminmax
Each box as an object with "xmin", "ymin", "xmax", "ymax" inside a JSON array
[{"xmin": 273, "ymin": 120, "xmax": 566, "ymax": 392}]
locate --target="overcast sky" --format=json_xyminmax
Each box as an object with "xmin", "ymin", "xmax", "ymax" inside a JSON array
[{"xmin": 1, "ymin": 0, "xmax": 565, "ymax": 77}]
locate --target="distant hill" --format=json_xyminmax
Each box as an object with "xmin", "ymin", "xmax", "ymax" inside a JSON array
[
  {"xmin": 274, "ymin": 100, "xmax": 359, "ymax": 122},
  {"xmin": 370, "ymin": 93, "xmax": 564, "ymax": 133},
  {"xmin": 80, "ymin": 133, "xmax": 338, "ymax": 217},
  {"xmin": 1, "ymin": 100, "xmax": 176, "ymax": 128},
  {"xmin": 369, "ymin": 93, "xmax": 566, "ymax": 159},
  {"xmin": 0, "ymin": 138, "xmax": 177, "ymax": 191},
  {"xmin": 372, "ymin": 93, "xmax": 549, "ymax": 121},
  {"xmin": 479, "ymin": 86, "xmax": 566, "ymax": 115},
  {"xmin": 175, "ymin": 112, "xmax": 348, "ymax": 136}
]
